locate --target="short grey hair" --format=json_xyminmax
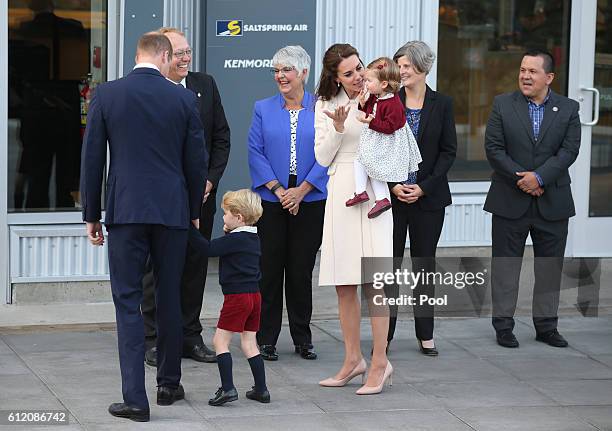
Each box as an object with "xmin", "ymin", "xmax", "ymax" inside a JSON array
[
  {"xmin": 393, "ymin": 41, "xmax": 436, "ymax": 74},
  {"xmin": 272, "ymin": 45, "xmax": 311, "ymax": 84}
]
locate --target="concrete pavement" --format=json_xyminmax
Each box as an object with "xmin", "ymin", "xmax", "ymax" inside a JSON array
[{"xmin": 1, "ymin": 315, "xmax": 611, "ymax": 430}]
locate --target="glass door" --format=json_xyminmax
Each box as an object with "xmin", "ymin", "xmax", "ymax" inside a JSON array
[{"xmin": 568, "ymin": 0, "xmax": 612, "ymax": 256}]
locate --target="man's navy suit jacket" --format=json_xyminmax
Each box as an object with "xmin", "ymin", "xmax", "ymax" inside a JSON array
[{"xmin": 80, "ymin": 67, "xmax": 208, "ymax": 228}]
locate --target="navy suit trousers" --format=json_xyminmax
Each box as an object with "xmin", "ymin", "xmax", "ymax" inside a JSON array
[{"xmin": 107, "ymin": 223, "xmax": 187, "ymax": 409}]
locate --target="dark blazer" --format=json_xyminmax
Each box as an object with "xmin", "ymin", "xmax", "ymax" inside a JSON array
[
  {"xmin": 186, "ymin": 72, "xmax": 230, "ymax": 190},
  {"xmin": 80, "ymin": 67, "xmax": 207, "ymax": 227},
  {"xmin": 392, "ymin": 85, "xmax": 457, "ymax": 210},
  {"xmin": 483, "ymin": 90, "xmax": 581, "ymax": 221}
]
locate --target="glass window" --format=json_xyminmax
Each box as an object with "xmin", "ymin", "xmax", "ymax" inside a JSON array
[
  {"xmin": 589, "ymin": 0, "xmax": 612, "ymax": 216},
  {"xmin": 8, "ymin": 0, "xmax": 107, "ymax": 212},
  {"xmin": 437, "ymin": 0, "xmax": 571, "ymax": 181}
]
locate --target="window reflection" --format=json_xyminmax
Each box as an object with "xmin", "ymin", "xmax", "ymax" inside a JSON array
[
  {"xmin": 437, "ymin": 0, "xmax": 571, "ymax": 181},
  {"xmin": 8, "ymin": 0, "xmax": 107, "ymax": 212},
  {"xmin": 589, "ymin": 0, "xmax": 612, "ymax": 217}
]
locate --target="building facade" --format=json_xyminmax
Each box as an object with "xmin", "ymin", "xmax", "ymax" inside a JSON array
[{"xmin": 1, "ymin": 0, "xmax": 610, "ymax": 303}]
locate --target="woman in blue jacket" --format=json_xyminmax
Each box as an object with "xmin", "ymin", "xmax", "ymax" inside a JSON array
[{"xmin": 248, "ymin": 45, "xmax": 328, "ymax": 361}]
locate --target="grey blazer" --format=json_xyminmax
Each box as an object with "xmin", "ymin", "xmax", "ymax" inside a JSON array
[{"xmin": 483, "ymin": 90, "xmax": 581, "ymax": 221}]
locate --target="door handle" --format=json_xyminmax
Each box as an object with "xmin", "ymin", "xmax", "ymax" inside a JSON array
[{"xmin": 580, "ymin": 87, "xmax": 600, "ymax": 126}]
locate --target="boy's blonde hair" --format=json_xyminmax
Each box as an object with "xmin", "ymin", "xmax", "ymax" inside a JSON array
[
  {"xmin": 222, "ymin": 189, "xmax": 263, "ymax": 225},
  {"xmin": 367, "ymin": 56, "xmax": 401, "ymax": 94}
]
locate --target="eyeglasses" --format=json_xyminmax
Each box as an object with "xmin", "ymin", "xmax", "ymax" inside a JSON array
[
  {"xmin": 270, "ymin": 66, "xmax": 296, "ymax": 77},
  {"xmin": 173, "ymin": 49, "xmax": 192, "ymax": 58}
]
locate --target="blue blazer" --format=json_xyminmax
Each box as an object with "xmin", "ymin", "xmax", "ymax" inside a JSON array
[
  {"xmin": 80, "ymin": 67, "xmax": 207, "ymax": 228},
  {"xmin": 248, "ymin": 91, "xmax": 327, "ymax": 202}
]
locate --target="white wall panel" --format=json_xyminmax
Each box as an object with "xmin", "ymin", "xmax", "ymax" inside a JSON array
[
  {"xmin": 10, "ymin": 226, "xmax": 109, "ymax": 283},
  {"xmin": 163, "ymin": 0, "xmax": 201, "ymax": 71},
  {"xmin": 315, "ymin": 0, "xmax": 421, "ymax": 81},
  {"xmin": 439, "ymin": 197, "xmax": 492, "ymax": 247}
]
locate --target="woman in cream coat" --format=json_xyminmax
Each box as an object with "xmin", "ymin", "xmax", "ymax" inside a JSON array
[{"xmin": 314, "ymin": 43, "xmax": 393, "ymax": 395}]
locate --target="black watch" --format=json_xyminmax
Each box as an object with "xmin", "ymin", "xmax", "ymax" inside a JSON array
[{"xmin": 270, "ymin": 183, "xmax": 282, "ymax": 194}]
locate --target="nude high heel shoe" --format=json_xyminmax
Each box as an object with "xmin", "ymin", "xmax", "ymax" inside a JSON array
[
  {"xmin": 355, "ymin": 361, "xmax": 393, "ymax": 395},
  {"xmin": 319, "ymin": 359, "xmax": 367, "ymax": 387}
]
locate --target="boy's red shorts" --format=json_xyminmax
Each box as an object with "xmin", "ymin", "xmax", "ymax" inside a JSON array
[{"xmin": 217, "ymin": 292, "xmax": 261, "ymax": 333}]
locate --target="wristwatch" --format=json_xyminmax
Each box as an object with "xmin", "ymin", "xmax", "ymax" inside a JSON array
[{"xmin": 270, "ymin": 182, "xmax": 282, "ymax": 194}]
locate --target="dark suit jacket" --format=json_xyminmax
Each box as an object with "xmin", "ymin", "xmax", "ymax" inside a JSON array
[
  {"xmin": 186, "ymin": 72, "xmax": 230, "ymax": 190},
  {"xmin": 391, "ymin": 85, "xmax": 457, "ymax": 210},
  {"xmin": 483, "ymin": 90, "xmax": 581, "ymax": 221},
  {"xmin": 80, "ymin": 67, "xmax": 207, "ymax": 227}
]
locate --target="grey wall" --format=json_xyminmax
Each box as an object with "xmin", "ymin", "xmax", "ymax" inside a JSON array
[{"xmin": 123, "ymin": 0, "xmax": 164, "ymax": 76}]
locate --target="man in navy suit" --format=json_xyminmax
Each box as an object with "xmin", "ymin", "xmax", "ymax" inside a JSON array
[
  {"xmin": 141, "ymin": 27, "xmax": 231, "ymax": 366},
  {"xmin": 80, "ymin": 32, "xmax": 207, "ymax": 422}
]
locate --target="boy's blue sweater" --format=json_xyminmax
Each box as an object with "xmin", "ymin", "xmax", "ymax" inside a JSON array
[{"xmin": 189, "ymin": 225, "xmax": 261, "ymax": 295}]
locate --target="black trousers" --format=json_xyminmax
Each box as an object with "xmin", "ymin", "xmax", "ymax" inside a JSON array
[
  {"xmin": 491, "ymin": 199, "xmax": 568, "ymax": 334},
  {"xmin": 142, "ymin": 193, "xmax": 216, "ymax": 350},
  {"xmin": 256, "ymin": 199, "xmax": 325, "ymax": 347},
  {"xmin": 386, "ymin": 196, "xmax": 445, "ymax": 341},
  {"xmin": 107, "ymin": 224, "xmax": 186, "ymax": 409}
]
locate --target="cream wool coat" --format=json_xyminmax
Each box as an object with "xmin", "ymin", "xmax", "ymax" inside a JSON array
[{"xmin": 314, "ymin": 90, "xmax": 393, "ymax": 286}]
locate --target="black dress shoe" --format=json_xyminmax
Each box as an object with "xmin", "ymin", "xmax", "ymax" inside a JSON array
[
  {"xmin": 417, "ymin": 339, "xmax": 439, "ymax": 356},
  {"xmin": 496, "ymin": 331, "xmax": 520, "ymax": 348},
  {"xmin": 183, "ymin": 343, "xmax": 217, "ymax": 363},
  {"xmin": 294, "ymin": 344, "xmax": 317, "ymax": 360},
  {"xmin": 246, "ymin": 386, "xmax": 270, "ymax": 403},
  {"xmin": 157, "ymin": 383, "xmax": 185, "ymax": 406},
  {"xmin": 259, "ymin": 345, "xmax": 278, "ymax": 361},
  {"xmin": 536, "ymin": 329, "xmax": 568, "ymax": 347},
  {"xmin": 108, "ymin": 403, "xmax": 150, "ymax": 422},
  {"xmin": 208, "ymin": 387, "xmax": 238, "ymax": 406},
  {"xmin": 145, "ymin": 346, "xmax": 157, "ymax": 367}
]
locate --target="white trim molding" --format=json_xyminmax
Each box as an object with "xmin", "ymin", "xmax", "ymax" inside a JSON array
[
  {"xmin": 1, "ymin": 0, "xmax": 9, "ymax": 302},
  {"xmin": 10, "ymin": 225, "xmax": 110, "ymax": 284}
]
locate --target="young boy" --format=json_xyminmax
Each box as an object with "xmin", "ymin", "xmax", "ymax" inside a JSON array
[{"xmin": 189, "ymin": 189, "xmax": 269, "ymax": 406}]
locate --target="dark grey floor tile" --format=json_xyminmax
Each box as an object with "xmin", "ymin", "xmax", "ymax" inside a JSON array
[
  {"xmin": 412, "ymin": 380, "xmax": 557, "ymax": 409},
  {"xmin": 393, "ymin": 356, "xmax": 515, "ymax": 383},
  {"xmin": 85, "ymin": 420, "xmax": 214, "ymax": 430},
  {"xmin": 568, "ymin": 406, "xmax": 612, "ymax": 431},
  {"xmin": 2, "ymin": 331, "xmax": 117, "ymax": 355},
  {"xmin": 451, "ymin": 406, "xmax": 598, "ymax": 431},
  {"xmin": 486, "ymin": 356, "xmax": 612, "ymax": 381},
  {"xmin": 530, "ymin": 380, "xmax": 612, "ymax": 406},
  {"xmin": 0, "ymin": 353, "xmax": 31, "ymax": 375},
  {"xmin": 20, "ymin": 349, "xmax": 120, "ymax": 376},
  {"xmin": 448, "ymin": 335, "xmax": 586, "ymax": 359},
  {"xmin": 0, "ymin": 374, "xmax": 64, "ymax": 410},
  {"xmin": 592, "ymin": 355, "xmax": 612, "ymax": 368},
  {"xmin": 301, "ymin": 382, "xmax": 440, "ymax": 412},
  {"xmin": 208, "ymin": 412, "xmax": 343, "ymax": 431},
  {"xmin": 331, "ymin": 410, "xmax": 473, "ymax": 431},
  {"xmin": 563, "ymin": 332, "xmax": 612, "ymax": 356}
]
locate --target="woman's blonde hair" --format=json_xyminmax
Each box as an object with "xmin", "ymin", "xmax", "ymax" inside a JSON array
[
  {"xmin": 222, "ymin": 189, "xmax": 263, "ymax": 225},
  {"xmin": 367, "ymin": 57, "xmax": 401, "ymax": 93}
]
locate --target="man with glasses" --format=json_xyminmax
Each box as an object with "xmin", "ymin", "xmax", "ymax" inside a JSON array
[{"xmin": 142, "ymin": 27, "xmax": 231, "ymax": 368}]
